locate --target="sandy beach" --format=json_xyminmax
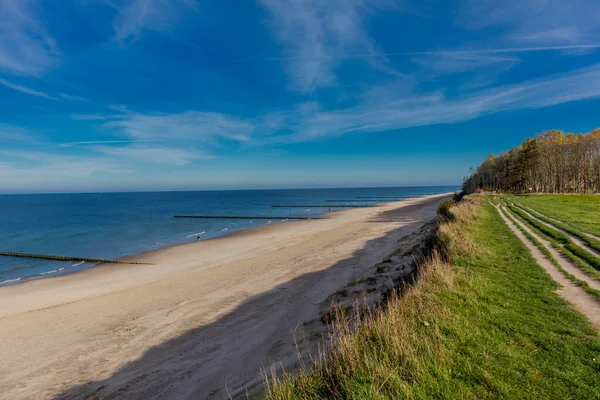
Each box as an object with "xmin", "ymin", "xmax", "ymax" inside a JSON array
[{"xmin": 0, "ymin": 193, "xmax": 448, "ymax": 399}]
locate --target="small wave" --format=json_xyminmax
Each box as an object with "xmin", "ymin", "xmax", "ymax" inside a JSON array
[
  {"xmin": 221, "ymin": 228, "xmax": 230, "ymax": 232},
  {"xmin": 39, "ymin": 269, "xmax": 59, "ymax": 275},
  {"xmin": 186, "ymin": 231, "xmax": 206, "ymax": 238},
  {"xmin": 72, "ymin": 261, "xmax": 85, "ymax": 267},
  {"xmin": 0, "ymin": 277, "xmax": 22, "ymax": 285}
]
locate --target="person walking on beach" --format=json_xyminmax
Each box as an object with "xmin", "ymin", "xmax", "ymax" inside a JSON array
[{"xmin": 197, "ymin": 235, "xmax": 201, "ymax": 241}]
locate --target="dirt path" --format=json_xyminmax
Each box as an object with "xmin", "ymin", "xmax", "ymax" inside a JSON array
[
  {"xmin": 494, "ymin": 204, "xmax": 600, "ymax": 327},
  {"xmin": 500, "ymin": 203, "xmax": 600, "ymax": 290},
  {"xmin": 512, "ymin": 203, "xmax": 600, "ymax": 258}
]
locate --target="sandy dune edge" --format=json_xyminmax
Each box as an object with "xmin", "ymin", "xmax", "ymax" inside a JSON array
[{"xmin": 0, "ymin": 194, "xmax": 449, "ymax": 399}]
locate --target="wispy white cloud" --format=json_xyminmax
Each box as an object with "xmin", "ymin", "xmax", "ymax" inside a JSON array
[
  {"xmin": 70, "ymin": 113, "xmax": 111, "ymax": 121},
  {"xmin": 259, "ymin": 0, "xmax": 400, "ymax": 93},
  {"xmin": 56, "ymin": 92, "xmax": 88, "ymax": 102},
  {"xmin": 112, "ymin": 0, "xmax": 198, "ymax": 41},
  {"xmin": 411, "ymin": 53, "xmax": 519, "ymax": 75},
  {"xmin": 104, "ymin": 110, "xmax": 255, "ymax": 142},
  {"xmin": 0, "ymin": 124, "xmax": 36, "ymax": 142},
  {"xmin": 91, "ymin": 144, "xmax": 212, "ymax": 165},
  {"xmin": 461, "ymin": 0, "xmax": 600, "ymax": 47},
  {"xmin": 0, "ymin": 0, "xmax": 60, "ymax": 76},
  {"xmin": 281, "ymin": 63, "xmax": 600, "ymax": 140},
  {"xmin": 85, "ymin": 62, "xmax": 600, "ymax": 147},
  {"xmin": 0, "ymin": 150, "xmax": 120, "ymax": 179},
  {"xmin": 60, "ymin": 140, "xmax": 139, "ymax": 146},
  {"xmin": 0, "ymin": 142, "xmax": 210, "ymax": 190},
  {"xmin": 407, "ymin": 45, "xmax": 600, "ymax": 56},
  {"xmin": 0, "ymin": 77, "xmax": 87, "ymax": 101},
  {"xmin": 0, "ymin": 77, "xmax": 56, "ymax": 99}
]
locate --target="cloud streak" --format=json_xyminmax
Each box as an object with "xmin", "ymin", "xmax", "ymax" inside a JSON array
[
  {"xmin": 104, "ymin": 110, "xmax": 255, "ymax": 143},
  {"xmin": 112, "ymin": 0, "xmax": 198, "ymax": 41},
  {"xmin": 91, "ymin": 144, "xmax": 213, "ymax": 165},
  {"xmin": 0, "ymin": 0, "xmax": 60, "ymax": 76},
  {"xmin": 261, "ymin": 44, "xmax": 600, "ymax": 62},
  {"xmin": 259, "ymin": 0, "xmax": 399, "ymax": 93},
  {"xmin": 462, "ymin": 0, "xmax": 600, "ymax": 48},
  {"xmin": 281, "ymin": 63, "xmax": 600, "ymax": 140},
  {"xmin": 0, "ymin": 77, "xmax": 56, "ymax": 99}
]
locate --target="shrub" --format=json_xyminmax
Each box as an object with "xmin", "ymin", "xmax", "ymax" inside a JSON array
[{"xmin": 437, "ymin": 199, "xmax": 455, "ymax": 221}]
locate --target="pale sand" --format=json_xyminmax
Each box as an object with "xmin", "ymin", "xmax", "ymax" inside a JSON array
[{"xmin": 0, "ymin": 194, "xmax": 449, "ymax": 399}]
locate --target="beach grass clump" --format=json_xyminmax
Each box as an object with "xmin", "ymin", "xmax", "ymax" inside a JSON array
[
  {"xmin": 436, "ymin": 198, "xmax": 455, "ymax": 221},
  {"xmin": 266, "ymin": 197, "xmax": 600, "ymax": 399}
]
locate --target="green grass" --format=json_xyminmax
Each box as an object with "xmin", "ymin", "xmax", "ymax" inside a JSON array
[
  {"xmin": 499, "ymin": 203, "xmax": 600, "ymax": 301},
  {"xmin": 509, "ymin": 211, "xmax": 600, "ymax": 282},
  {"xmin": 267, "ymin": 198, "xmax": 600, "ymax": 399},
  {"xmin": 511, "ymin": 200, "xmax": 600, "ymax": 253},
  {"xmin": 513, "ymin": 194, "xmax": 600, "ymax": 237},
  {"xmin": 506, "ymin": 202, "xmax": 600, "ymax": 274},
  {"xmin": 506, "ymin": 203, "xmax": 571, "ymax": 244}
]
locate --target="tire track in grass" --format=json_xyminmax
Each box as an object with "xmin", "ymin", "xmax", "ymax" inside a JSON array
[
  {"xmin": 499, "ymin": 203, "xmax": 600, "ymax": 301},
  {"xmin": 513, "ymin": 202, "xmax": 600, "ymax": 257},
  {"xmin": 500, "ymin": 204, "xmax": 600, "ymax": 291},
  {"xmin": 506, "ymin": 202, "xmax": 600, "ymax": 282},
  {"xmin": 514, "ymin": 202, "xmax": 600, "ymax": 242},
  {"xmin": 504, "ymin": 202, "xmax": 600, "ymax": 285},
  {"xmin": 493, "ymin": 203, "xmax": 600, "ymax": 327}
]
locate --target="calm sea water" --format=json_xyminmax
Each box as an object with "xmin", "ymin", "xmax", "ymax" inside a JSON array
[{"xmin": 0, "ymin": 186, "xmax": 456, "ymax": 284}]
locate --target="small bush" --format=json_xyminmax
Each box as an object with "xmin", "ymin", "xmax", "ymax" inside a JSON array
[
  {"xmin": 437, "ymin": 199, "xmax": 455, "ymax": 220},
  {"xmin": 453, "ymin": 191, "xmax": 465, "ymax": 203}
]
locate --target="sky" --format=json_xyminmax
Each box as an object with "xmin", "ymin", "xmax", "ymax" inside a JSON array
[{"xmin": 1, "ymin": 0, "xmax": 600, "ymax": 193}]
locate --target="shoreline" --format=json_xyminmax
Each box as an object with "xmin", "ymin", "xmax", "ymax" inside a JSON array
[
  {"xmin": 0, "ymin": 198, "xmax": 428, "ymax": 318},
  {"xmin": 0, "ymin": 198, "xmax": 414, "ymax": 289},
  {"xmin": 0, "ymin": 207, "xmax": 336, "ymax": 288},
  {"xmin": 0, "ymin": 193, "xmax": 450, "ymax": 399}
]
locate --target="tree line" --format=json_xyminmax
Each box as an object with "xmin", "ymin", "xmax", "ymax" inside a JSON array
[{"xmin": 463, "ymin": 129, "xmax": 600, "ymax": 194}]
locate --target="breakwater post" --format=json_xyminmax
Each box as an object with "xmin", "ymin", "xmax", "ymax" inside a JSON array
[
  {"xmin": 0, "ymin": 252, "xmax": 152, "ymax": 265},
  {"xmin": 270, "ymin": 205, "xmax": 376, "ymax": 208},
  {"xmin": 174, "ymin": 215, "xmax": 317, "ymax": 220}
]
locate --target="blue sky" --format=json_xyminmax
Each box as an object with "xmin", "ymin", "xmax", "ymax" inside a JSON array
[{"xmin": 1, "ymin": 0, "xmax": 600, "ymax": 193}]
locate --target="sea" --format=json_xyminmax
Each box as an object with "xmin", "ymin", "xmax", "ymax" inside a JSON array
[{"xmin": 0, "ymin": 186, "xmax": 457, "ymax": 285}]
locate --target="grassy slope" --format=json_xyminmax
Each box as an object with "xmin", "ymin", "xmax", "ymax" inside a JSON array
[
  {"xmin": 514, "ymin": 194, "xmax": 600, "ymax": 237},
  {"xmin": 267, "ymin": 198, "xmax": 600, "ymax": 399}
]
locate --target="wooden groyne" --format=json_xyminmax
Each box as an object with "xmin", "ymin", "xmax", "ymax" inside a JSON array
[
  {"xmin": 324, "ymin": 199, "xmax": 375, "ymax": 202},
  {"xmin": 271, "ymin": 204, "xmax": 375, "ymax": 208},
  {"xmin": 174, "ymin": 215, "xmax": 316, "ymax": 220},
  {"xmin": 355, "ymin": 196, "xmax": 409, "ymax": 199},
  {"xmin": 0, "ymin": 252, "xmax": 152, "ymax": 265}
]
